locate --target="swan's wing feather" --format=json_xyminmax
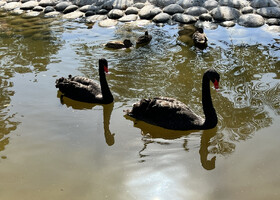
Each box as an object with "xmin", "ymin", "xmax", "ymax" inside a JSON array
[
  {"xmin": 56, "ymin": 77, "xmax": 102, "ymax": 102},
  {"xmin": 128, "ymin": 97, "xmax": 203, "ymax": 130}
]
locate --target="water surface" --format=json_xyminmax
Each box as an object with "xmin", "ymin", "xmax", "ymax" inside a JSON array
[{"xmin": 0, "ymin": 12, "xmax": 280, "ymax": 200}]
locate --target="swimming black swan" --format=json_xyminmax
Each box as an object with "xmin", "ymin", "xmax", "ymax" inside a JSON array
[
  {"xmin": 55, "ymin": 58, "xmax": 114, "ymax": 104},
  {"xmin": 192, "ymin": 28, "xmax": 208, "ymax": 49},
  {"xmin": 125, "ymin": 69, "xmax": 220, "ymax": 130},
  {"xmin": 105, "ymin": 39, "xmax": 133, "ymax": 49},
  {"xmin": 136, "ymin": 31, "xmax": 152, "ymax": 46}
]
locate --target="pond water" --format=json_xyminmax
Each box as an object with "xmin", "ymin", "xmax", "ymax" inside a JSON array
[{"xmin": 0, "ymin": 11, "xmax": 280, "ymax": 200}]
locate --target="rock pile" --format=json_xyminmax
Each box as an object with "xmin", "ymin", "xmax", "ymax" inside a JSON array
[{"xmin": 0, "ymin": 0, "xmax": 280, "ymax": 28}]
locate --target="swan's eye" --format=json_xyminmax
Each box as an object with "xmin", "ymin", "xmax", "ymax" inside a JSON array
[{"xmin": 214, "ymin": 79, "xmax": 219, "ymax": 89}]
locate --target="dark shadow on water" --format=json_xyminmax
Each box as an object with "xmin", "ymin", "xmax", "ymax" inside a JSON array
[
  {"xmin": 125, "ymin": 114, "xmax": 217, "ymax": 170},
  {"xmin": 57, "ymin": 92, "xmax": 115, "ymax": 146}
]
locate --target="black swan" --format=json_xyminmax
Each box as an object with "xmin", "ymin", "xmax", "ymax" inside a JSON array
[
  {"xmin": 105, "ymin": 39, "xmax": 133, "ymax": 49},
  {"xmin": 192, "ymin": 28, "xmax": 208, "ymax": 49},
  {"xmin": 125, "ymin": 69, "xmax": 220, "ymax": 130},
  {"xmin": 55, "ymin": 58, "xmax": 114, "ymax": 104},
  {"xmin": 136, "ymin": 31, "xmax": 152, "ymax": 46}
]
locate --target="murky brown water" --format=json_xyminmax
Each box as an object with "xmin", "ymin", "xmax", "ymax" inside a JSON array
[{"xmin": 0, "ymin": 11, "xmax": 280, "ymax": 200}]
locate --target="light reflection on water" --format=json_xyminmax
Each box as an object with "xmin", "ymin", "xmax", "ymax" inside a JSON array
[{"xmin": 0, "ymin": 11, "xmax": 280, "ymax": 199}]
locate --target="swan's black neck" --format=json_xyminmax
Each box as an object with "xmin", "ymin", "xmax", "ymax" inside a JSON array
[
  {"xmin": 201, "ymin": 72, "xmax": 217, "ymax": 129},
  {"xmin": 99, "ymin": 67, "xmax": 114, "ymax": 104}
]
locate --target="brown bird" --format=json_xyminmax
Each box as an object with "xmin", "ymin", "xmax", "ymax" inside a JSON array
[
  {"xmin": 105, "ymin": 39, "xmax": 133, "ymax": 49},
  {"xmin": 192, "ymin": 28, "xmax": 208, "ymax": 49},
  {"xmin": 136, "ymin": 31, "xmax": 152, "ymax": 46}
]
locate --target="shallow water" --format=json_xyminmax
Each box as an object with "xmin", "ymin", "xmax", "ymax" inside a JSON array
[{"xmin": 0, "ymin": 12, "xmax": 280, "ymax": 200}]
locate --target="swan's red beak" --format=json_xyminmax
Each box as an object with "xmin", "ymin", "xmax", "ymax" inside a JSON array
[
  {"xmin": 104, "ymin": 66, "xmax": 109, "ymax": 73},
  {"xmin": 214, "ymin": 79, "xmax": 219, "ymax": 90}
]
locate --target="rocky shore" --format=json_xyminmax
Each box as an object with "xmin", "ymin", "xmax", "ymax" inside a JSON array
[{"xmin": 0, "ymin": 0, "xmax": 280, "ymax": 29}]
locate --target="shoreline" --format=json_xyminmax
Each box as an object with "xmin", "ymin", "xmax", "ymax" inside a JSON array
[{"xmin": 0, "ymin": 0, "xmax": 280, "ymax": 30}]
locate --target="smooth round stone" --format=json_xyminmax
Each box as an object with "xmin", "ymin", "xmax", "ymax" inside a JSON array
[
  {"xmin": 266, "ymin": 18, "xmax": 280, "ymax": 26},
  {"xmin": 99, "ymin": 19, "xmax": 118, "ymax": 27},
  {"xmin": 125, "ymin": 7, "xmax": 139, "ymax": 15},
  {"xmin": 250, "ymin": 0, "xmax": 278, "ymax": 8},
  {"xmin": 86, "ymin": 15, "xmax": 107, "ymax": 23},
  {"xmin": 20, "ymin": 1, "xmax": 38, "ymax": 10},
  {"xmin": 108, "ymin": 9, "xmax": 124, "ymax": 19},
  {"xmin": 63, "ymin": 11, "xmax": 84, "ymax": 19},
  {"xmin": 79, "ymin": 5, "xmax": 98, "ymax": 12},
  {"xmin": 150, "ymin": 0, "xmax": 177, "ymax": 8},
  {"xmin": 211, "ymin": 6, "xmax": 240, "ymax": 21},
  {"xmin": 10, "ymin": 8, "xmax": 24, "ymax": 15},
  {"xmin": 203, "ymin": 0, "xmax": 219, "ymax": 10},
  {"xmin": 241, "ymin": 6, "xmax": 254, "ymax": 14},
  {"xmin": 138, "ymin": 5, "xmax": 155, "ymax": 19},
  {"xmin": 22, "ymin": 11, "xmax": 41, "ymax": 18},
  {"xmin": 38, "ymin": 0, "xmax": 57, "ymax": 7},
  {"xmin": 55, "ymin": 2, "xmax": 72, "ymax": 11},
  {"xmin": 163, "ymin": 4, "xmax": 184, "ymax": 15},
  {"xmin": 266, "ymin": 25, "xmax": 280, "ymax": 32},
  {"xmin": 118, "ymin": 14, "xmax": 138, "ymax": 22},
  {"xmin": 219, "ymin": 0, "xmax": 249, "ymax": 9},
  {"xmin": 172, "ymin": 13, "xmax": 197, "ymax": 24},
  {"xmin": 44, "ymin": 6, "xmax": 55, "ymax": 13},
  {"xmin": 220, "ymin": 20, "xmax": 236, "ymax": 27},
  {"xmin": 199, "ymin": 13, "xmax": 212, "ymax": 21},
  {"xmin": 3, "ymin": 2, "xmax": 21, "ymax": 11},
  {"xmin": 256, "ymin": 7, "xmax": 280, "ymax": 18},
  {"xmin": 63, "ymin": 5, "xmax": 78, "ymax": 14},
  {"xmin": 33, "ymin": 6, "xmax": 44, "ymax": 11},
  {"xmin": 96, "ymin": 9, "xmax": 108, "ymax": 14},
  {"xmin": 112, "ymin": 0, "xmax": 133, "ymax": 10},
  {"xmin": 132, "ymin": 2, "xmax": 145, "ymax": 9},
  {"xmin": 153, "ymin": 12, "xmax": 171, "ymax": 23},
  {"xmin": 178, "ymin": 0, "xmax": 205, "ymax": 9},
  {"xmin": 85, "ymin": 11, "xmax": 95, "ymax": 16},
  {"xmin": 238, "ymin": 13, "xmax": 265, "ymax": 27},
  {"xmin": 44, "ymin": 11, "xmax": 61, "ymax": 18},
  {"xmin": 185, "ymin": 6, "xmax": 208, "ymax": 16}
]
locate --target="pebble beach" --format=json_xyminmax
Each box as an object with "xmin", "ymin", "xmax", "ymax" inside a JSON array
[{"xmin": 0, "ymin": 0, "xmax": 280, "ymax": 31}]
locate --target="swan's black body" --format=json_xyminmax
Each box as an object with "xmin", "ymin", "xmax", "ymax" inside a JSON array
[
  {"xmin": 126, "ymin": 69, "xmax": 220, "ymax": 130},
  {"xmin": 192, "ymin": 28, "xmax": 208, "ymax": 49},
  {"xmin": 55, "ymin": 58, "xmax": 114, "ymax": 104},
  {"xmin": 136, "ymin": 31, "xmax": 152, "ymax": 46}
]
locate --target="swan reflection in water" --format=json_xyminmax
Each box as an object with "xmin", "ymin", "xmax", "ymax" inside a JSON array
[
  {"xmin": 57, "ymin": 92, "xmax": 115, "ymax": 146},
  {"xmin": 125, "ymin": 115, "xmax": 217, "ymax": 170}
]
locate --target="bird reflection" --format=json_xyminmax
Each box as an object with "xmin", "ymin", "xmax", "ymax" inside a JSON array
[
  {"xmin": 199, "ymin": 129, "xmax": 217, "ymax": 170},
  {"xmin": 57, "ymin": 92, "xmax": 115, "ymax": 146},
  {"xmin": 125, "ymin": 115, "xmax": 217, "ymax": 170}
]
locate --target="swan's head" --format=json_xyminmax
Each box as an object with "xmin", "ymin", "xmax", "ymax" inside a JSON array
[
  {"xmin": 99, "ymin": 58, "xmax": 109, "ymax": 73},
  {"xmin": 123, "ymin": 39, "xmax": 133, "ymax": 48},
  {"xmin": 206, "ymin": 69, "xmax": 220, "ymax": 89}
]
